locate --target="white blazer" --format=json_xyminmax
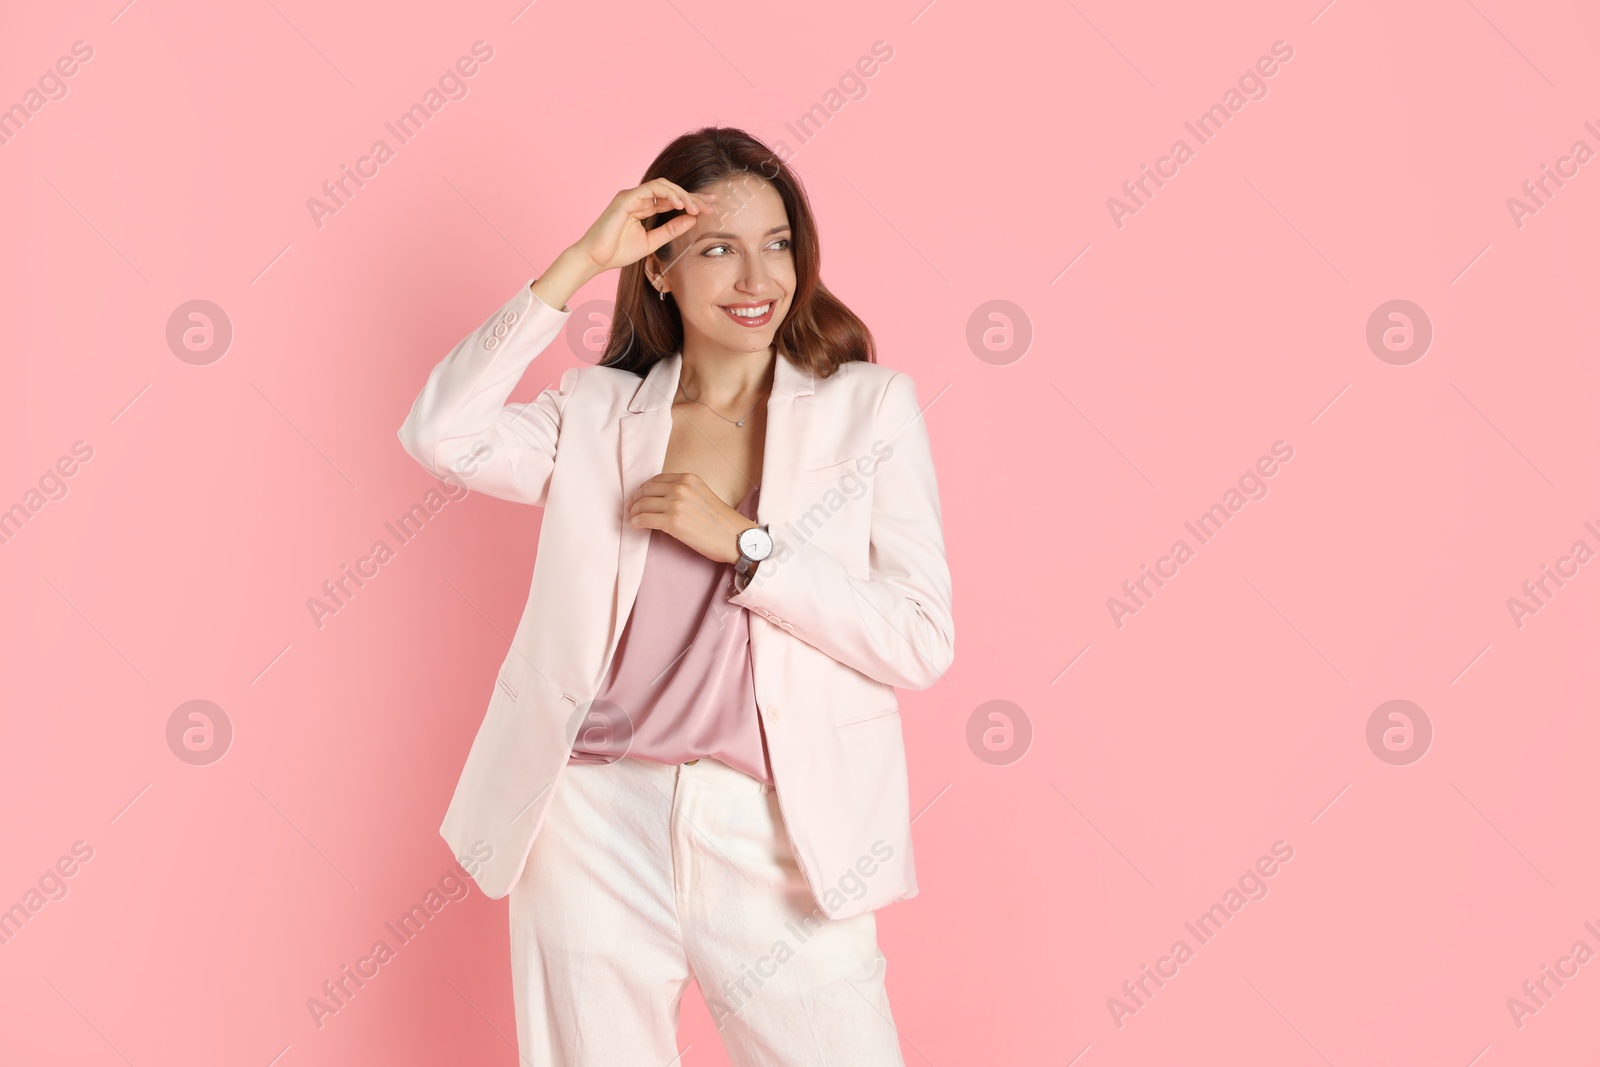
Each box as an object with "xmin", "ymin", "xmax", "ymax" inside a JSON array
[{"xmin": 397, "ymin": 279, "xmax": 954, "ymax": 920}]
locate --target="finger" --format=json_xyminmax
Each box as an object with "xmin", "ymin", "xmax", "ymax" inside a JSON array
[
  {"xmin": 645, "ymin": 214, "xmax": 698, "ymax": 255},
  {"xmin": 636, "ymin": 472, "xmax": 688, "ymax": 494},
  {"xmin": 651, "ymin": 178, "xmax": 688, "ymax": 209},
  {"xmin": 630, "ymin": 480, "xmax": 664, "ymax": 505},
  {"xmin": 655, "ymin": 178, "xmax": 706, "ymax": 214},
  {"xmin": 621, "ymin": 183, "xmax": 683, "ymax": 221},
  {"xmin": 644, "ymin": 178, "xmax": 695, "ymax": 214},
  {"xmin": 627, "ymin": 498, "xmax": 673, "ymax": 529},
  {"xmin": 628, "ymin": 193, "xmax": 679, "ymax": 222},
  {"xmin": 648, "ymin": 179, "xmax": 716, "ymax": 218}
]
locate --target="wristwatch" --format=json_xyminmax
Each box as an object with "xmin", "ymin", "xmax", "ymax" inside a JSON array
[{"xmin": 735, "ymin": 524, "xmax": 773, "ymax": 585}]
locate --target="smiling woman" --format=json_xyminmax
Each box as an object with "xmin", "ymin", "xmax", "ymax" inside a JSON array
[
  {"xmin": 598, "ymin": 133, "xmax": 875, "ymax": 383},
  {"xmin": 397, "ymin": 124, "xmax": 952, "ymax": 1067}
]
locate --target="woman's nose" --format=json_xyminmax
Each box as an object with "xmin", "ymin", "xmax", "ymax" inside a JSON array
[{"xmin": 738, "ymin": 259, "xmax": 774, "ymax": 294}]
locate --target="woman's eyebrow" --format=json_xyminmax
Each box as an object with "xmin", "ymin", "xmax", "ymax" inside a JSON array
[{"xmin": 697, "ymin": 225, "xmax": 792, "ymax": 239}]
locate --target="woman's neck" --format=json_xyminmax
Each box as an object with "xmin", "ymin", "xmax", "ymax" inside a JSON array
[{"xmin": 677, "ymin": 342, "xmax": 776, "ymax": 409}]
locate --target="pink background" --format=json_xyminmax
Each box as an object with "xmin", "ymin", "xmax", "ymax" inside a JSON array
[{"xmin": 3, "ymin": 0, "xmax": 1597, "ymax": 1064}]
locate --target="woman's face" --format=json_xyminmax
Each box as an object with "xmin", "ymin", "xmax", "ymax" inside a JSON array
[{"xmin": 651, "ymin": 176, "xmax": 796, "ymax": 356}]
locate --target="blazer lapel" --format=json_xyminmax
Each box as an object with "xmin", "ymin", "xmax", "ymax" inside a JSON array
[
  {"xmin": 606, "ymin": 355, "xmax": 679, "ymax": 684},
  {"xmin": 756, "ymin": 347, "xmax": 815, "ymax": 532},
  {"xmin": 602, "ymin": 348, "xmax": 816, "ymax": 685}
]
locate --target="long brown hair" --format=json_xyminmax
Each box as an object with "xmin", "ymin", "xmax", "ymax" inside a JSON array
[{"xmin": 599, "ymin": 126, "xmax": 875, "ymax": 378}]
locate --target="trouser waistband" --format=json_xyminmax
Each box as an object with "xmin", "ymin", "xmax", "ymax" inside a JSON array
[
  {"xmin": 568, "ymin": 754, "xmax": 770, "ymax": 793},
  {"xmin": 679, "ymin": 756, "xmax": 769, "ymax": 792}
]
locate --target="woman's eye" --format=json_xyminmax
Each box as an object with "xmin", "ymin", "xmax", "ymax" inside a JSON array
[{"xmin": 702, "ymin": 238, "xmax": 791, "ymax": 256}]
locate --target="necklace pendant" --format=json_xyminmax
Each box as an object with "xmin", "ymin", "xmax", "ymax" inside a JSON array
[{"xmin": 736, "ymin": 419, "xmax": 745, "ymax": 427}]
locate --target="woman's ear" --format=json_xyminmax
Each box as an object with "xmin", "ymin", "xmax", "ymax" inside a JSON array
[{"xmin": 646, "ymin": 256, "xmax": 669, "ymax": 296}]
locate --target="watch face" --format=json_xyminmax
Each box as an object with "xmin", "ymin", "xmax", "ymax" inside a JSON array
[{"xmin": 739, "ymin": 526, "xmax": 773, "ymax": 561}]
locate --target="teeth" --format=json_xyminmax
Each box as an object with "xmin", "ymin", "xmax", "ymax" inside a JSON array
[{"xmin": 725, "ymin": 303, "xmax": 772, "ymax": 318}]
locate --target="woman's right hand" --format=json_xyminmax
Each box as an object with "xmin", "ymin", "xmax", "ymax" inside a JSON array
[{"xmin": 574, "ymin": 179, "xmax": 714, "ymax": 276}]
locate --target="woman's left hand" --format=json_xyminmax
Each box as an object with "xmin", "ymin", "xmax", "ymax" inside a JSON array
[{"xmin": 629, "ymin": 472, "xmax": 751, "ymax": 565}]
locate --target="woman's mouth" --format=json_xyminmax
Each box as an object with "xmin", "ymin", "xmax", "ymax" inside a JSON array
[{"xmin": 720, "ymin": 301, "xmax": 775, "ymax": 328}]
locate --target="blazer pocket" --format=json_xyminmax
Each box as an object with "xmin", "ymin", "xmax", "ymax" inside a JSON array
[
  {"xmin": 799, "ymin": 457, "xmax": 863, "ymax": 483},
  {"xmin": 834, "ymin": 704, "xmax": 901, "ymax": 731}
]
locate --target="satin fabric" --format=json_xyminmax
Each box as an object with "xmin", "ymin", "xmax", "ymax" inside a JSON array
[{"xmin": 568, "ymin": 483, "xmax": 773, "ymax": 784}]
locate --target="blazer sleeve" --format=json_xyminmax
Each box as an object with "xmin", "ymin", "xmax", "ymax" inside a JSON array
[
  {"xmin": 728, "ymin": 370, "xmax": 955, "ymax": 690},
  {"xmin": 396, "ymin": 279, "xmax": 578, "ymax": 507}
]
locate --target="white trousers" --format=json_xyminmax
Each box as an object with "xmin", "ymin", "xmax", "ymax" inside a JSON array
[{"xmin": 508, "ymin": 755, "xmax": 906, "ymax": 1066}]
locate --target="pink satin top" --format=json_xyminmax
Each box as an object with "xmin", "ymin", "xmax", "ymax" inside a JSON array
[{"xmin": 566, "ymin": 482, "xmax": 773, "ymax": 784}]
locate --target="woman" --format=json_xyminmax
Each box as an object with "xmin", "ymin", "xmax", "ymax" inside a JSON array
[{"xmin": 397, "ymin": 126, "xmax": 954, "ymax": 1066}]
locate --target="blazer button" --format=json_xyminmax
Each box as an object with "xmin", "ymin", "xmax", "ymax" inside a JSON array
[
  {"xmin": 484, "ymin": 336, "xmax": 499, "ymax": 349},
  {"xmin": 502, "ymin": 310, "xmax": 517, "ymax": 324},
  {"xmin": 493, "ymin": 322, "xmax": 508, "ymax": 337},
  {"xmin": 766, "ymin": 704, "xmax": 780, "ymax": 723}
]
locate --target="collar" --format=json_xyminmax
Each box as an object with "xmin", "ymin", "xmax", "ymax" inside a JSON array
[{"xmin": 627, "ymin": 348, "xmax": 815, "ymax": 413}]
